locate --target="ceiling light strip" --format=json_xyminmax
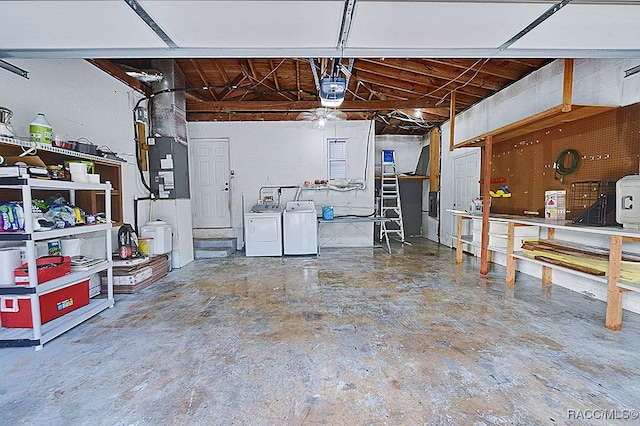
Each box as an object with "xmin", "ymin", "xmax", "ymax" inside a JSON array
[
  {"xmin": 499, "ymin": 0, "xmax": 573, "ymax": 51},
  {"xmin": 0, "ymin": 60, "xmax": 28, "ymax": 79},
  {"xmin": 124, "ymin": 0, "xmax": 178, "ymax": 49}
]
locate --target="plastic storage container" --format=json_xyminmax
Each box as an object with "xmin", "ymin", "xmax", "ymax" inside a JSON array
[
  {"xmin": 29, "ymin": 113, "xmax": 53, "ymax": 144},
  {"xmin": 140, "ymin": 221, "xmax": 172, "ymax": 255}
]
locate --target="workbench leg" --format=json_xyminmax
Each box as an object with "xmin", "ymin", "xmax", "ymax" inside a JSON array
[
  {"xmin": 542, "ymin": 228, "xmax": 554, "ymax": 284},
  {"xmin": 505, "ymin": 222, "xmax": 516, "ymax": 285},
  {"xmin": 456, "ymin": 215, "xmax": 463, "ymax": 263},
  {"xmin": 606, "ymin": 235, "xmax": 623, "ymax": 330}
]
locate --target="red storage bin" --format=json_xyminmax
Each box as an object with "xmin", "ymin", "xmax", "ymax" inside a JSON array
[
  {"xmin": 14, "ymin": 256, "xmax": 71, "ymax": 285},
  {"xmin": 0, "ymin": 279, "xmax": 89, "ymax": 328}
]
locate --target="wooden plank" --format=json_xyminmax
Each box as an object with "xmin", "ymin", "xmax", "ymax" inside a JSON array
[
  {"xmin": 449, "ymin": 91, "xmax": 456, "ymax": 152},
  {"xmin": 562, "ymin": 59, "xmax": 574, "ymax": 112},
  {"xmin": 480, "ymin": 135, "xmax": 492, "ymax": 275},
  {"xmin": 456, "ymin": 215, "xmax": 464, "ymax": 264},
  {"xmin": 187, "ymin": 99, "xmax": 451, "ymax": 114},
  {"xmin": 506, "ymin": 221, "xmax": 516, "ymax": 285},
  {"xmin": 542, "ymin": 226, "xmax": 555, "ymax": 283},
  {"xmin": 531, "ymin": 239, "xmax": 640, "ymax": 262},
  {"xmin": 542, "ymin": 264, "xmax": 553, "ymax": 284},
  {"xmin": 429, "ymin": 128, "xmax": 440, "ymax": 192},
  {"xmin": 136, "ymin": 121, "xmax": 148, "ymax": 172},
  {"xmin": 534, "ymin": 256, "xmax": 605, "ymax": 276},
  {"xmin": 606, "ymin": 235, "xmax": 624, "ymax": 330}
]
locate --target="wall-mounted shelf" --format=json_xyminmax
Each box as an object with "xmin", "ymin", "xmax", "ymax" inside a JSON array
[
  {"xmin": 453, "ymin": 104, "xmax": 616, "ymax": 149},
  {"xmin": 0, "ymin": 137, "xmax": 123, "ymax": 224}
]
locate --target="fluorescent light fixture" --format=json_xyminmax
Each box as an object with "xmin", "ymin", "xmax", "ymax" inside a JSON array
[{"xmin": 320, "ymin": 77, "xmax": 346, "ymax": 107}]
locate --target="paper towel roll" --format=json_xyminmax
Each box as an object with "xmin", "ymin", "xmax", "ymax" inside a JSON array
[
  {"xmin": 0, "ymin": 248, "xmax": 22, "ymax": 285},
  {"xmin": 61, "ymin": 238, "xmax": 83, "ymax": 257}
]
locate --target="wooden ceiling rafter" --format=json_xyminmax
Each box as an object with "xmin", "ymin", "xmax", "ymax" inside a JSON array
[
  {"xmin": 425, "ymin": 58, "xmax": 542, "ymax": 82},
  {"xmin": 189, "ymin": 59, "xmax": 218, "ymax": 102},
  {"xmin": 98, "ymin": 56, "xmax": 552, "ymax": 135},
  {"xmin": 355, "ymin": 70, "xmax": 482, "ymax": 110},
  {"xmin": 354, "ymin": 60, "xmax": 494, "ymax": 102},
  {"xmin": 364, "ymin": 58, "xmax": 505, "ymax": 93},
  {"xmin": 217, "ymin": 73, "xmax": 246, "ymax": 102}
]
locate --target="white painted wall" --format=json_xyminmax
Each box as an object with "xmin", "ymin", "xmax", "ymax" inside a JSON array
[
  {"xmin": 0, "ymin": 59, "xmax": 148, "ymax": 224},
  {"xmin": 188, "ymin": 120, "xmax": 376, "ymax": 248},
  {"xmin": 375, "ymin": 134, "xmax": 427, "ymax": 174},
  {"xmin": 437, "ymin": 58, "xmax": 640, "ymax": 314}
]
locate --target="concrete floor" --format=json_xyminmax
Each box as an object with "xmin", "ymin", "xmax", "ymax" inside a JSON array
[{"xmin": 1, "ymin": 238, "xmax": 640, "ymax": 425}]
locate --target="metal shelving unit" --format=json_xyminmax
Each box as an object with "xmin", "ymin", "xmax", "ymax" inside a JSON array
[{"xmin": 0, "ymin": 176, "xmax": 114, "ymax": 349}]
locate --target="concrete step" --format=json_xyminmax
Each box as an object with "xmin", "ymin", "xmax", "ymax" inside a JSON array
[
  {"xmin": 193, "ymin": 237, "xmax": 237, "ymax": 249},
  {"xmin": 194, "ymin": 247, "xmax": 236, "ymax": 259},
  {"xmin": 193, "ymin": 238, "xmax": 237, "ymax": 259}
]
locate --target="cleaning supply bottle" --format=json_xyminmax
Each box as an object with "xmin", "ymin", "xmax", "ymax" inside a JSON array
[{"xmin": 30, "ymin": 113, "xmax": 53, "ymax": 144}]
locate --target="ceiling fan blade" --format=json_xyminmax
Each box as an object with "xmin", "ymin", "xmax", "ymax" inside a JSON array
[
  {"xmin": 326, "ymin": 110, "xmax": 347, "ymax": 121},
  {"xmin": 296, "ymin": 112, "xmax": 317, "ymax": 121}
]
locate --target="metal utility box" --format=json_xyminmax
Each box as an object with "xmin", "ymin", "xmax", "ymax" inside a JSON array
[{"xmin": 148, "ymin": 137, "xmax": 190, "ymax": 199}]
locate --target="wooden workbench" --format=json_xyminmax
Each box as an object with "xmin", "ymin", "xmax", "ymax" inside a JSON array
[{"xmin": 449, "ymin": 209, "xmax": 640, "ymax": 330}]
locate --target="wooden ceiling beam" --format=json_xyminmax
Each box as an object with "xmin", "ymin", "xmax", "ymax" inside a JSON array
[
  {"xmin": 88, "ymin": 59, "xmax": 151, "ymax": 95},
  {"xmin": 187, "ymin": 111, "xmax": 373, "ymax": 122},
  {"xmin": 187, "ymin": 100, "xmax": 450, "ymax": 115}
]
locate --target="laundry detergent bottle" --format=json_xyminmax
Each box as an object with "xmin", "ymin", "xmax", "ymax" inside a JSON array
[{"xmin": 30, "ymin": 113, "xmax": 53, "ymax": 144}]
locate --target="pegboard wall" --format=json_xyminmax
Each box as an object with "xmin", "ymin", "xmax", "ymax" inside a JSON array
[{"xmin": 485, "ymin": 102, "xmax": 640, "ymax": 216}]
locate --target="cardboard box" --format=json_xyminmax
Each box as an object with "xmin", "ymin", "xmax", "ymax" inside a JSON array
[
  {"xmin": 3, "ymin": 155, "xmax": 48, "ymax": 168},
  {"xmin": 0, "ymin": 279, "xmax": 89, "ymax": 328}
]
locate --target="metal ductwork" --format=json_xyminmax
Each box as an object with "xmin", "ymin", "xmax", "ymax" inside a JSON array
[{"xmin": 150, "ymin": 59, "xmax": 187, "ymax": 143}]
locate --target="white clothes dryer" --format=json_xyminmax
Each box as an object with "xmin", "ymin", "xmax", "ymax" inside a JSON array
[{"xmin": 244, "ymin": 204, "xmax": 283, "ymax": 256}]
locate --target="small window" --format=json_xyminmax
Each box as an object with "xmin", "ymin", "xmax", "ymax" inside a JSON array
[{"xmin": 328, "ymin": 139, "xmax": 347, "ymax": 180}]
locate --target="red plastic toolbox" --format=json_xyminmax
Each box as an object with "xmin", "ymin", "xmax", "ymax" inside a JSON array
[
  {"xmin": 0, "ymin": 279, "xmax": 89, "ymax": 328},
  {"xmin": 14, "ymin": 256, "xmax": 71, "ymax": 285}
]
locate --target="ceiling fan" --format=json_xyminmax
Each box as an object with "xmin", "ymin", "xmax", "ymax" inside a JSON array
[{"xmin": 296, "ymin": 107, "xmax": 347, "ymax": 129}]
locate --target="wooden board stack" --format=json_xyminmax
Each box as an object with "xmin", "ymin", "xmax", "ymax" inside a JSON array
[{"xmin": 521, "ymin": 240, "xmax": 640, "ymax": 285}]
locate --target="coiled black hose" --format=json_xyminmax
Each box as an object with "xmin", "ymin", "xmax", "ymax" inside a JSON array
[{"xmin": 554, "ymin": 149, "xmax": 580, "ymax": 183}]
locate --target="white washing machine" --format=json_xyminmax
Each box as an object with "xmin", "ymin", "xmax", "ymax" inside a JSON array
[
  {"xmin": 283, "ymin": 201, "xmax": 318, "ymax": 255},
  {"xmin": 244, "ymin": 204, "xmax": 283, "ymax": 257}
]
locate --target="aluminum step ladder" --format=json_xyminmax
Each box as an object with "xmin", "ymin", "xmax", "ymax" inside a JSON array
[{"xmin": 379, "ymin": 150, "xmax": 406, "ymax": 244}]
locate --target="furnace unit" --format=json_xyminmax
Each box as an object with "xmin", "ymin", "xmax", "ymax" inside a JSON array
[{"xmin": 148, "ymin": 136, "xmax": 190, "ymax": 199}]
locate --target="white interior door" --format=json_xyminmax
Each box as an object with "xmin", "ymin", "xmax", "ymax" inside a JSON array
[
  {"xmin": 452, "ymin": 151, "xmax": 480, "ymax": 238},
  {"xmin": 191, "ymin": 138, "xmax": 231, "ymax": 228}
]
